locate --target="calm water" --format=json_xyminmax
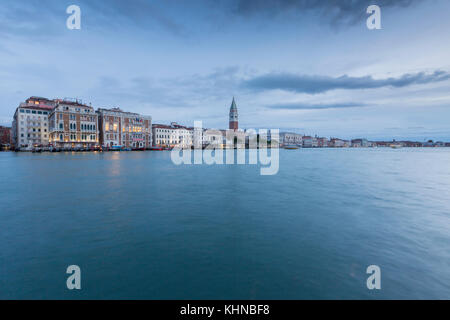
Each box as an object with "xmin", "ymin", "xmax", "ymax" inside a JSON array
[{"xmin": 0, "ymin": 149, "xmax": 449, "ymax": 299}]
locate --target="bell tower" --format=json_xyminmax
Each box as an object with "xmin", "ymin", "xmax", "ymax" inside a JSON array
[{"xmin": 229, "ymin": 97, "xmax": 238, "ymax": 130}]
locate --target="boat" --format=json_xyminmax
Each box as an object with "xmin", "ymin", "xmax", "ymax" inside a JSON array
[
  {"xmin": 283, "ymin": 145, "xmax": 300, "ymax": 150},
  {"xmin": 109, "ymin": 145, "xmax": 124, "ymax": 151},
  {"xmin": 390, "ymin": 144, "xmax": 403, "ymax": 149},
  {"xmin": 148, "ymin": 146, "xmax": 164, "ymax": 151}
]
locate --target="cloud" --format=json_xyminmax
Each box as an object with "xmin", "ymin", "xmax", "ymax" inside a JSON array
[
  {"xmin": 81, "ymin": 0, "xmax": 186, "ymax": 36},
  {"xmin": 243, "ymin": 70, "xmax": 450, "ymax": 94},
  {"xmin": 267, "ymin": 102, "xmax": 368, "ymax": 110},
  {"xmin": 88, "ymin": 66, "xmax": 242, "ymax": 110},
  {"xmin": 0, "ymin": 0, "xmax": 186, "ymax": 39},
  {"xmin": 230, "ymin": 0, "xmax": 424, "ymax": 26}
]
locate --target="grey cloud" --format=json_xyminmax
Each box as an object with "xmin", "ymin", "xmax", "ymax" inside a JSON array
[
  {"xmin": 230, "ymin": 0, "xmax": 424, "ymax": 26},
  {"xmin": 89, "ymin": 67, "xmax": 242, "ymax": 110},
  {"xmin": 81, "ymin": 0, "xmax": 186, "ymax": 36},
  {"xmin": 243, "ymin": 71, "xmax": 450, "ymax": 94},
  {"xmin": 267, "ymin": 102, "xmax": 367, "ymax": 110}
]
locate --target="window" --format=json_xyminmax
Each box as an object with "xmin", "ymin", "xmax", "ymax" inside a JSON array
[
  {"xmin": 32, "ymin": 110, "xmax": 36, "ymax": 114},
  {"xmin": 38, "ymin": 111, "xmax": 42, "ymax": 114},
  {"xmin": 20, "ymin": 109, "xmax": 25, "ymax": 113},
  {"xmin": 26, "ymin": 110, "xmax": 31, "ymax": 113},
  {"xmin": 59, "ymin": 123, "xmax": 63, "ymax": 129}
]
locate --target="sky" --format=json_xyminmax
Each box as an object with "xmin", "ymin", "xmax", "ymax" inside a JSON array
[{"xmin": 1, "ymin": 0, "xmax": 450, "ymax": 141}]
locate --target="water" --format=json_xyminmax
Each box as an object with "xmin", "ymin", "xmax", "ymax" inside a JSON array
[{"xmin": 0, "ymin": 149, "xmax": 449, "ymax": 299}]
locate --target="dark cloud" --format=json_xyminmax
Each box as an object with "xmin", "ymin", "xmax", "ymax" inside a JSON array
[
  {"xmin": 81, "ymin": 0, "xmax": 186, "ymax": 36},
  {"xmin": 243, "ymin": 70, "xmax": 450, "ymax": 94},
  {"xmin": 231, "ymin": 0, "xmax": 424, "ymax": 26},
  {"xmin": 267, "ymin": 102, "xmax": 367, "ymax": 110},
  {"xmin": 0, "ymin": 0, "xmax": 426, "ymax": 40}
]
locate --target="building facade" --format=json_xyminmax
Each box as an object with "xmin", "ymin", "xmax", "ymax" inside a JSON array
[
  {"xmin": 48, "ymin": 99, "xmax": 99, "ymax": 149},
  {"xmin": 329, "ymin": 138, "xmax": 345, "ymax": 147},
  {"xmin": 302, "ymin": 136, "xmax": 319, "ymax": 148},
  {"xmin": 12, "ymin": 97, "xmax": 55, "ymax": 150},
  {"xmin": 97, "ymin": 108, "xmax": 152, "ymax": 149},
  {"xmin": 351, "ymin": 138, "xmax": 369, "ymax": 147},
  {"xmin": 317, "ymin": 137, "xmax": 329, "ymax": 147},
  {"xmin": 279, "ymin": 132, "xmax": 303, "ymax": 146},
  {"xmin": 152, "ymin": 122, "xmax": 193, "ymax": 148},
  {"xmin": 0, "ymin": 126, "xmax": 11, "ymax": 146}
]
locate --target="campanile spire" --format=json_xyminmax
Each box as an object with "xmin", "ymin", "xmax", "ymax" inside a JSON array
[{"xmin": 229, "ymin": 97, "xmax": 238, "ymax": 130}]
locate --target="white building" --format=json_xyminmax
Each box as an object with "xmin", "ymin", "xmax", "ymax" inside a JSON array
[
  {"xmin": 279, "ymin": 132, "xmax": 303, "ymax": 146},
  {"xmin": 152, "ymin": 122, "xmax": 193, "ymax": 148},
  {"xmin": 302, "ymin": 136, "xmax": 319, "ymax": 148},
  {"xmin": 12, "ymin": 97, "xmax": 55, "ymax": 150}
]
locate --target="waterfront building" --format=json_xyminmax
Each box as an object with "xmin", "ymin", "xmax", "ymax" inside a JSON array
[
  {"xmin": 400, "ymin": 141, "xmax": 422, "ymax": 147},
  {"xmin": 317, "ymin": 137, "xmax": 329, "ymax": 148},
  {"xmin": 351, "ymin": 138, "xmax": 369, "ymax": 147},
  {"xmin": 97, "ymin": 107, "xmax": 152, "ymax": 149},
  {"xmin": 48, "ymin": 99, "xmax": 99, "ymax": 149},
  {"xmin": 302, "ymin": 136, "xmax": 318, "ymax": 148},
  {"xmin": 229, "ymin": 97, "xmax": 238, "ymax": 130},
  {"xmin": 202, "ymin": 129, "xmax": 226, "ymax": 148},
  {"xmin": 329, "ymin": 138, "xmax": 345, "ymax": 148},
  {"xmin": 279, "ymin": 132, "xmax": 303, "ymax": 146},
  {"xmin": 0, "ymin": 126, "xmax": 11, "ymax": 146},
  {"xmin": 152, "ymin": 122, "xmax": 193, "ymax": 148},
  {"xmin": 12, "ymin": 97, "xmax": 55, "ymax": 150}
]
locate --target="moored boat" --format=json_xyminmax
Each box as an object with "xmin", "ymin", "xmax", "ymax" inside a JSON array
[
  {"xmin": 283, "ymin": 145, "xmax": 300, "ymax": 150},
  {"xmin": 148, "ymin": 146, "xmax": 164, "ymax": 151}
]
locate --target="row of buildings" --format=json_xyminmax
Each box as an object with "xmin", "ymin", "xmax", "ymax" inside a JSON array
[
  {"xmin": 278, "ymin": 132, "xmax": 449, "ymax": 148},
  {"xmin": 10, "ymin": 96, "xmax": 154, "ymax": 150},
  {"xmin": 4, "ymin": 96, "xmax": 450, "ymax": 150},
  {"xmin": 9, "ymin": 96, "xmax": 243, "ymax": 151}
]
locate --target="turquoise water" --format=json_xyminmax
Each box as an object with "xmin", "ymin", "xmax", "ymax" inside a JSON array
[{"xmin": 0, "ymin": 149, "xmax": 449, "ymax": 299}]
